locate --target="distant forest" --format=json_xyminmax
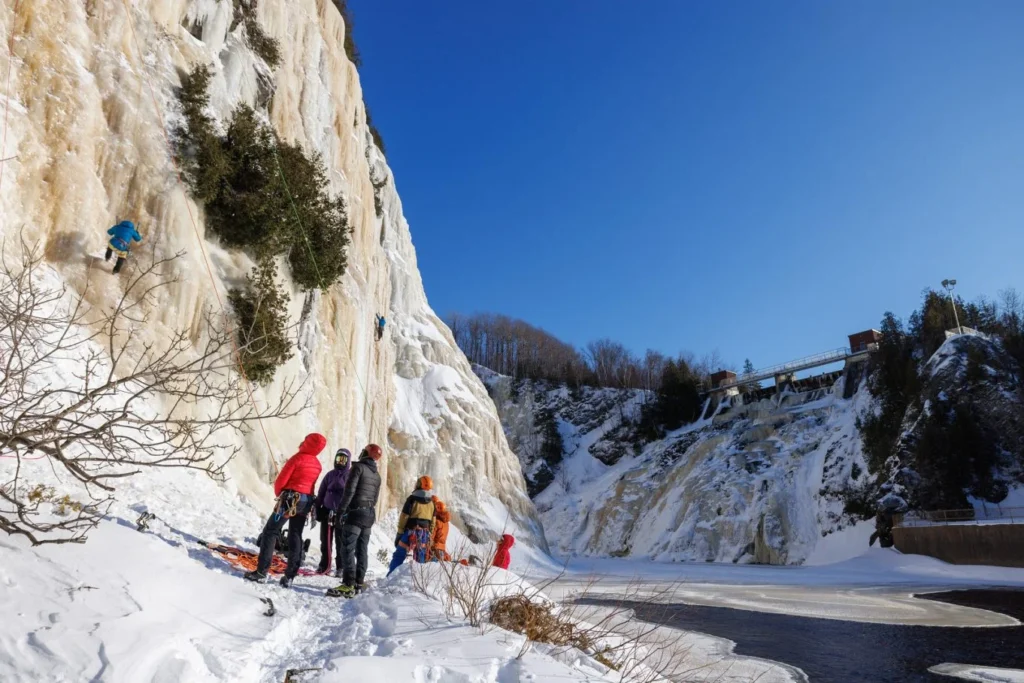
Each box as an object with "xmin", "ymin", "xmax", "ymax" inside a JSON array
[{"xmin": 445, "ymin": 312, "xmax": 726, "ymax": 392}]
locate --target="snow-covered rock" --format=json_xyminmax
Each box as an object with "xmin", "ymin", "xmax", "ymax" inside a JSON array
[
  {"xmin": 481, "ymin": 370, "xmax": 873, "ymax": 564},
  {"xmin": 0, "ymin": 0, "xmax": 542, "ymax": 545}
]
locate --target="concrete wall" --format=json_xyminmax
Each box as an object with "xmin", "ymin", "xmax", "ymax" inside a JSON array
[{"xmin": 893, "ymin": 524, "xmax": 1024, "ymax": 568}]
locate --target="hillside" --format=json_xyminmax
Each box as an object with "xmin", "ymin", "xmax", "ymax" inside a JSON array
[{"xmin": 480, "ymin": 333, "xmax": 1024, "ymax": 564}]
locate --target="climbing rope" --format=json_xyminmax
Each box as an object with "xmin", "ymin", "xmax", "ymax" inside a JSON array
[
  {"xmin": 270, "ymin": 143, "xmax": 382, "ymax": 443},
  {"xmin": 0, "ymin": 0, "xmax": 23, "ymax": 196},
  {"xmin": 119, "ymin": 0, "xmax": 382, "ymax": 450},
  {"xmin": 117, "ymin": 0, "xmax": 278, "ymax": 462}
]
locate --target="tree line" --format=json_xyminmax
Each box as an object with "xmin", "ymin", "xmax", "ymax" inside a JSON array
[
  {"xmin": 446, "ymin": 312, "xmax": 729, "ymax": 392},
  {"xmin": 857, "ymin": 286, "xmax": 1024, "ymax": 512}
]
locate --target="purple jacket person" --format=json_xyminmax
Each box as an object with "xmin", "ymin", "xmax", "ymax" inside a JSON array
[
  {"xmin": 317, "ymin": 449, "xmax": 353, "ymax": 514},
  {"xmin": 315, "ymin": 448, "xmax": 352, "ymax": 573}
]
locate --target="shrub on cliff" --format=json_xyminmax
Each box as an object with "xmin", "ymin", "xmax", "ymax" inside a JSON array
[
  {"xmin": 227, "ymin": 260, "xmax": 293, "ymax": 385},
  {"xmin": 234, "ymin": 0, "xmax": 281, "ymax": 68},
  {"xmin": 174, "ymin": 66, "xmax": 351, "ymax": 381}
]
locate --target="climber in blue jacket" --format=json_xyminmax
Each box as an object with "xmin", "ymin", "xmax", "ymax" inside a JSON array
[{"xmin": 105, "ymin": 220, "xmax": 142, "ymax": 274}]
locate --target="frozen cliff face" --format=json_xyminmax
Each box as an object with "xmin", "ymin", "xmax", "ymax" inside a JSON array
[
  {"xmin": 876, "ymin": 334, "xmax": 1024, "ymax": 510},
  {"xmin": 0, "ymin": 0, "xmax": 542, "ymax": 546},
  {"xmin": 480, "ymin": 369, "xmax": 871, "ymax": 564}
]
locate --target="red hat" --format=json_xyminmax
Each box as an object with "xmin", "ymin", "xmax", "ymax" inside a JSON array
[{"xmin": 362, "ymin": 444, "xmax": 383, "ymax": 461}]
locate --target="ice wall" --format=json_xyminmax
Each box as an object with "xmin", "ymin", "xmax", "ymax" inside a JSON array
[
  {"xmin": 0, "ymin": 0, "xmax": 543, "ymax": 545},
  {"xmin": 483, "ymin": 370, "xmax": 871, "ymax": 564}
]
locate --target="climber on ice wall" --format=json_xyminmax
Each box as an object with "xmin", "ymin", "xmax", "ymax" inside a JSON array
[
  {"xmin": 105, "ymin": 220, "xmax": 142, "ymax": 274},
  {"xmin": 375, "ymin": 314, "xmax": 386, "ymax": 341}
]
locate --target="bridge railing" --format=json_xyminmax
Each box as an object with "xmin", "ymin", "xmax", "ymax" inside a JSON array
[
  {"xmin": 717, "ymin": 347, "xmax": 852, "ymax": 390},
  {"xmin": 894, "ymin": 506, "xmax": 1024, "ymax": 527}
]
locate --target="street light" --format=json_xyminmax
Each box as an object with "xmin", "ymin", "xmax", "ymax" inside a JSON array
[{"xmin": 941, "ymin": 279, "xmax": 962, "ymax": 335}]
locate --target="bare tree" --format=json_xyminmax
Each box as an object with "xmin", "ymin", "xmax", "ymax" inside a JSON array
[{"xmin": 0, "ymin": 240, "xmax": 304, "ymax": 545}]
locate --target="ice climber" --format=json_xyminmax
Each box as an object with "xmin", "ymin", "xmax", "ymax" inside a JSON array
[
  {"xmin": 314, "ymin": 448, "xmax": 353, "ymax": 574},
  {"xmin": 375, "ymin": 314, "xmax": 386, "ymax": 341},
  {"xmin": 387, "ymin": 475, "xmax": 436, "ymax": 575},
  {"xmin": 430, "ymin": 497, "xmax": 451, "ymax": 561},
  {"xmin": 492, "ymin": 534, "xmax": 514, "ymax": 570},
  {"xmin": 327, "ymin": 444, "xmax": 384, "ymax": 598},
  {"xmin": 245, "ymin": 433, "xmax": 325, "ymax": 587},
  {"xmin": 104, "ymin": 220, "xmax": 142, "ymax": 274}
]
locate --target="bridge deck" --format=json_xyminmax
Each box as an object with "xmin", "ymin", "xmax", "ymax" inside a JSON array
[{"xmin": 715, "ymin": 346, "xmax": 874, "ymax": 391}]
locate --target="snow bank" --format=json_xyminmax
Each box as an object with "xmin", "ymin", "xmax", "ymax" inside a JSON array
[{"xmin": 930, "ymin": 664, "xmax": 1024, "ymax": 682}]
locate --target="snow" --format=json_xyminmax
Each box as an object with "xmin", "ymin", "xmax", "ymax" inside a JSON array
[
  {"xmin": 509, "ymin": 374, "xmax": 873, "ymax": 564},
  {"xmin": 527, "ymin": 550, "xmax": 1024, "ymax": 626},
  {"xmin": 0, "ymin": 500, "xmax": 797, "ymax": 683},
  {"xmin": 931, "ymin": 664, "xmax": 1024, "ymax": 682}
]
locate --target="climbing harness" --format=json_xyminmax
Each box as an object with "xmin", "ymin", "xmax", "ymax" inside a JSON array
[{"xmin": 274, "ymin": 491, "xmax": 302, "ymax": 520}]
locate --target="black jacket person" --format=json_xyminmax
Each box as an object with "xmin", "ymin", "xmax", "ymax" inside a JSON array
[{"xmin": 328, "ymin": 444, "xmax": 383, "ymax": 596}]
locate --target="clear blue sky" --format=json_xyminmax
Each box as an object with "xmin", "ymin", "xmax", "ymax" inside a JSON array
[{"xmin": 350, "ymin": 0, "xmax": 1024, "ymax": 370}]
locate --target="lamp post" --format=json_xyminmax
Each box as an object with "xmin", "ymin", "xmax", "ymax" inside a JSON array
[{"xmin": 941, "ymin": 279, "xmax": 962, "ymax": 335}]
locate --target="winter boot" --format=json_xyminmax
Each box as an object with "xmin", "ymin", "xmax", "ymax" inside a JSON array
[
  {"xmin": 243, "ymin": 570, "xmax": 268, "ymax": 583},
  {"xmin": 326, "ymin": 584, "xmax": 356, "ymax": 598},
  {"xmin": 279, "ymin": 575, "xmax": 294, "ymax": 588}
]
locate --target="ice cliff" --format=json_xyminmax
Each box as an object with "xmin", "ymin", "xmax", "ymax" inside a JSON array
[
  {"xmin": 0, "ymin": 0, "xmax": 543, "ymax": 545},
  {"xmin": 479, "ymin": 368, "xmax": 873, "ymax": 564}
]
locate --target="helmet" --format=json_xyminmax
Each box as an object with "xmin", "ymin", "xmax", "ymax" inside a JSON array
[
  {"xmin": 417, "ymin": 475, "xmax": 433, "ymax": 491},
  {"xmin": 334, "ymin": 448, "xmax": 351, "ymax": 468},
  {"xmin": 362, "ymin": 443, "xmax": 383, "ymax": 461}
]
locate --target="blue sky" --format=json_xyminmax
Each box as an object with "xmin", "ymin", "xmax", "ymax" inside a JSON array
[{"xmin": 350, "ymin": 0, "xmax": 1024, "ymax": 370}]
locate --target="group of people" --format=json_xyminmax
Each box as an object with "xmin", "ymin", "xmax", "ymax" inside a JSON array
[
  {"xmin": 243, "ymin": 434, "xmax": 383, "ymax": 595},
  {"xmin": 245, "ymin": 433, "xmax": 516, "ymax": 598}
]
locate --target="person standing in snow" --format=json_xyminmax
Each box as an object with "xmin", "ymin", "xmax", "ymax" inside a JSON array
[
  {"xmin": 104, "ymin": 220, "xmax": 142, "ymax": 274},
  {"xmin": 387, "ymin": 476, "xmax": 436, "ymax": 575},
  {"xmin": 492, "ymin": 534, "xmax": 515, "ymax": 570},
  {"xmin": 327, "ymin": 444, "xmax": 383, "ymax": 597},
  {"xmin": 375, "ymin": 314, "xmax": 386, "ymax": 341},
  {"xmin": 430, "ymin": 497, "xmax": 451, "ymax": 561},
  {"xmin": 314, "ymin": 448, "xmax": 353, "ymax": 574},
  {"xmin": 245, "ymin": 433, "xmax": 325, "ymax": 587}
]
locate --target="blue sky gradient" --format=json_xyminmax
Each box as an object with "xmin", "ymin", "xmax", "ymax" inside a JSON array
[{"xmin": 350, "ymin": 0, "xmax": 1024, "ymax": 370}]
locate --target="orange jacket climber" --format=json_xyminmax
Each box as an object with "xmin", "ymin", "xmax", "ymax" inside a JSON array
[{"xmin": 431, "ymin": 497, "xmax": 451, "ymax": 561}]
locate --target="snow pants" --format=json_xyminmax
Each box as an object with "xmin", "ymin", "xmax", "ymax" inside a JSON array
[
  {"xmin": 387, "ymin": 528, "xmax": 431, "ymax": 575},
  {"xmin": 339, "ymin": 523, "xmax": 372, "ymax": 586},
  {"xmin": 317, "ymin": 518, "xmax": 344, "ymax": 573},
  {"xmin": 104, "ymin": 247, "xmax": 127, "ymax": 274},
  {"xmin": 256, "ymin": 493, "xmax": 312, "ymax": 578}
]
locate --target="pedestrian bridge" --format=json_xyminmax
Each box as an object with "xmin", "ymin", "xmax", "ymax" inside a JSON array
[{"xmin": 713, "ymin": 345, "xmax": 876, "ymax": 393}]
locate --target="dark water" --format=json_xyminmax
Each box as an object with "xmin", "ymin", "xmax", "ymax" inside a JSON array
[{"xmin": 596, "ymin": 589, "xmax": 1024, "ymax": 682}]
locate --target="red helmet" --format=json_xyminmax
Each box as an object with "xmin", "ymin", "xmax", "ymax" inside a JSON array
[{"xmin": 362, "ymin": 443, "xmax": 383, "ymax": 461}]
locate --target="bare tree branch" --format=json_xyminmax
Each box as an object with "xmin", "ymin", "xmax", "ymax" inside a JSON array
[{"xmin": 0, "ymin": 237, "xmax": 307, "ymax": 545}]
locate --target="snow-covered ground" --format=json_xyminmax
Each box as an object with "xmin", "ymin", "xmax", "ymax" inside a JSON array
[
  {"xmin": 931, "ymin": 664, "xmax": 1024, "ymax": 682},
  {"xmin": 0, "ymin": 490, "xmax": 796, "ymax": 683}
]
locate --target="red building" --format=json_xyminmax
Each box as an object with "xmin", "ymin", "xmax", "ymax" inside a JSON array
[
  {"xmin": 710, "ymin": 370, "xmax": 737, "ymax": 388},
  {"xmin": 848, "ymin": 329, "xmax": 881, "ymax": 353}
]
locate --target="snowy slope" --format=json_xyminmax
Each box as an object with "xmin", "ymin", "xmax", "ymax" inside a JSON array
[
  {"xmin": 482, "ymin": 371, "xmax": 873, "ymax": 564},
  {"xmin": 0, "ymin": 0, "xmax": 542, "ymax": 546},
  {"xmin": 0, "ymin": 469, "xmax": 806, "ymax": 683}
]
